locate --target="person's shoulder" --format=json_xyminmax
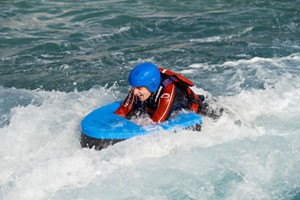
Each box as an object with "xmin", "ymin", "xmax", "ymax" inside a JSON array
[{"xmin": 160, "ymin": 82, "xmax": 176, "ymax": 98}]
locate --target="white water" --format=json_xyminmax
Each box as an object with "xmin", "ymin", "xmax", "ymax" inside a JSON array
[{"xmin": 1, "ymin": 56, "xmax": 300, "ymax": 200}]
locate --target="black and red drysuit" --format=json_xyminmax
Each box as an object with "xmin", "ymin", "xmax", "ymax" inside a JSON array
[{"xmin": 115, "ymin": 68, "xmax": 203, "ymax": 123}]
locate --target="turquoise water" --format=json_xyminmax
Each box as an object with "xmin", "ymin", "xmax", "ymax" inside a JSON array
[{"xmin": 1, "ymin": 0, "xmax": 300, "ymax": 199}]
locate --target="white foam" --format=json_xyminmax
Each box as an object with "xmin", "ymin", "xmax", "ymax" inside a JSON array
[
  {"xmin": 0, "ymin": 56, "xmax": 300, "ymax": 199},
  {"xmin": 0, "ymin": 86, "xmax": 117, "ymax": 200},
  {"xmin": 190, "ymin": 27, "xmax": 254, "ymax": 43}
]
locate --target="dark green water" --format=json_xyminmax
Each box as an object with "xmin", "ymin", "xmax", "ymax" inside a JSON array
[
  {"xmin": 1, "ymin": 1, "xmax": 300, "ymax": 200},
  {"xmin": 1, "ymin": 0, "xmax": 299, "ymax": 93}
]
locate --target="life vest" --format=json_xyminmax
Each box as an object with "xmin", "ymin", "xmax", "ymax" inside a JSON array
[{"xmin": 158, "ymin": 68, "xmax": 203, "ymax": 113}]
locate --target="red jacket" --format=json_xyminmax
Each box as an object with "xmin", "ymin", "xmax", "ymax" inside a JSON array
[{"xmin": 115, "ymin": 68, "xmax": 201, "ymax": 123}]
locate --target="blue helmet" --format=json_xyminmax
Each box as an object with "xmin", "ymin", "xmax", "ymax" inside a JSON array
[{"xmin": 128, "ymin": 62, "xmax": 161, "ymax": 92}]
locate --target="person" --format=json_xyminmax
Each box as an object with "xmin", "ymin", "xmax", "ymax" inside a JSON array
[{"xmin": 115, "ymin": 62, "xmax": 220, "ymax": 127}]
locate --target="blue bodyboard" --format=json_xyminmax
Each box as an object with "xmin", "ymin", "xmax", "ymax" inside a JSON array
[{"xmin": 81, "ymin": 101, "xmax": 202, "ymax": 139}]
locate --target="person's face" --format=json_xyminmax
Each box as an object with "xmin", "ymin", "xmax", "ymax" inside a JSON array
[{"xmin": 132, "ymin": 86, "xmax": 151, "ymax": 102}]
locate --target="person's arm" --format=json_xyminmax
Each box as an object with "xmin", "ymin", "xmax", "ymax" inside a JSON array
[
  {"xmin": 151, "ymin": 83, "xmax": 176, "ymax": 123},
  {"xmin": 114, "ymin": 89, "xmax": 135, "ymax": 117}
]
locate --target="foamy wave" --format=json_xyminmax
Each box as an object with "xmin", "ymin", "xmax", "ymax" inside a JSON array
[
  {"xmin": 0, "ymin": 75, "xmax": 299, "ymax": 200},
  {"xmin": 222, "ymin": 53, "xmax": 300, "ymax": 67},
  {"xmin": 190, "ymin": 27, "xmax": 254, "ymax": 43}
]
